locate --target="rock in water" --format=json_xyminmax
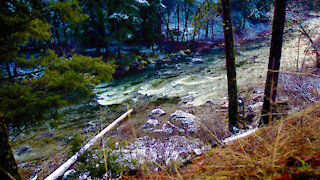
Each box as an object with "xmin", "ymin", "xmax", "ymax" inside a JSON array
[
  {"xmin": 170, "ymin": 110, "xmax": 200, "ymax": 133},
  {"xmin": 191, "ymin": 58, "xmax": 205, "ymax": 64},
  {"xmin": 16, "ymin": 144, "xmax": 31, "ymax": 155},
  {"xmin": 150, "ymin": 108, "xmax": 166, "ymax": 118}
]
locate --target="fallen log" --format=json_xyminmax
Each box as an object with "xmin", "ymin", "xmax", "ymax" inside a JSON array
[{"xmin": 44, "ymin": 108, "xmax": 133, "ymax": 180}]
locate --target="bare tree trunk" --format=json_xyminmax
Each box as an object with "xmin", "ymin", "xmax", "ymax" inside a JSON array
[
  {"xmin": 182, "ymin": 0, "xmax": 189, "ymax": 42},
  {"xmin": 205, "ymin": 1, "xmax": 209, "ymax": 38},
  {"xmin": 206, "ymin": 21, "xmax": 209, "ymax": 39},
  {"xmin": 261, "ymin": 0, "xmax": 287, "ymax": 125},
  {"xmin": 166, "ymin": 10, "xmax": 171, "ymax": 42},
  {"xmin": 221, "ymin": 0, "xmax": 240, "ymax": 132},
  {"xmin": 0, "ymin": 115, "xmax": 21, "ymax": 180},
  {"xmin": 158, "ymin": 2, "xmax": 162, "ymax": 52},
  {"xmin": 193, "ymin": 8, "xmax": 200, "ymax": 41},
  {"xmin": 163, "ymin": 18, "xmax": 175, "ymax": 42},
  {"xmin": 177, "ymin": 3, "xmax": 180, "ymax": 42}
]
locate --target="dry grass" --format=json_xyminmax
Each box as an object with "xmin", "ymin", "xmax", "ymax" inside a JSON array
[{"xmin": 146, "ymin": 103, "xmax": 320, "ymax": 179}]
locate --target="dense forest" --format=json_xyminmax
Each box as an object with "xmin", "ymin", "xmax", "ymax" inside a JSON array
[{"xmin": 0, "ymin": 0, "xmax": 320, "ymax": 179}]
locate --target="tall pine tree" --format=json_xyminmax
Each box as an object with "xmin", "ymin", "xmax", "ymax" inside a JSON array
[
  {"xmin": 261, "ymin": 0, "xmax": 287, "ymax": 124},
  {"xmin": 221, "ymin": 0, "xmax": 240, "ymax": 132}
]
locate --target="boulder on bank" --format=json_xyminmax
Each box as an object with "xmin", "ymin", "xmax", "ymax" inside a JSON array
[
  {"xmin": 170, "ymin": 110, "xmax": 200, "ymax": 133},
  {"xmin": 150, "ymin": 108, "xmax": 166, "ymax": 118},
  {"xmin": 142, "ymin": 118, "xmax": 160, "ymax": 130},
  {"xmin": 153, "ymin": 121, "xmax": 185, "ymax": 135}
]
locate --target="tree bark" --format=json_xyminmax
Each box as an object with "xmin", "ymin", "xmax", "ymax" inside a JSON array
[
  {"xmin": 182, "ymin": 0, "xmax": 190, "ymax": 42},
  {"xmin": 193, "ymin": 8, "xmax": 200, "ymax": 41},
  {"xmin": 261, "ymin": 0, "xmax": 287, "ymax": 125},
  {"xmin": 221, "ymin": 0, "xmax": 239, "ymax": 132},
  {"xmin": 177, "ymin": 3, "xmax": 180, "ymax": 42},
  {"xmin": 0, "ymin": 115, "xmax": 21, "ymax": 180},
  {"xmin": 158, "ymin": 1, "xmax": 162, "ymax": 52}
]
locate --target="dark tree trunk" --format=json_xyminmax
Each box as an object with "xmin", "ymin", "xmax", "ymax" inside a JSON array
[
  {"xmin": 163, "ymin": 18, "xmax": 175, "ymax": 42},
  {"xmin": 182, "ymin": 0, "xmax": 189, "ymax": 42},
  {"xmin": 240, "ymin": 0, "xmax": 246, "ymax": 30},
  {"xmin": 205, "ymin": 1, "xmax": 209, "ymax": 38},
  {"xmin": 0, "ymin": 116, "xmax": 21, "ymax": 180},
  {"xmin": 166, "ymin": 10, "xmax": 170, "ymax": 41},
  {"xmin": 205, "ymin": 21, "xmax": 209, "ymax": 38},
  {"xmin": 193, "ymin": 8, "xmax": 200, "ymax": 41},
  {"xmin": 158, "ymin": 1, "xmax": 162, "ymax": 52},
  {"xmin": 261, "ymin": 0, "xmax": 287, "ymax": 125},
  {"xmin": 177, "ymin": 3, "xmax": 180, "ymax": 42},
  {"xmin": 221, "ymin": 0, "xmax": 239, "ymax": 132}
]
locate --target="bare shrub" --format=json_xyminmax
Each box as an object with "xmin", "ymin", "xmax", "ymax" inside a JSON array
[
  {"xmin": 278, "ymin": 72, "xmax": 320, "ymax": 113},
  {"xmin": 283, "ymin": 1, "xmax": 320, "ymax": 70},
  {"xmin": 187, "ymin": 104, "xmax": 230, "ymax": 145}
]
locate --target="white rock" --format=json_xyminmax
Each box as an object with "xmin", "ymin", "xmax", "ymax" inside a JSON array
[
  {"xmin": 194, "ymin": 148, "xmax": 202, "ymax": 155},
  {"xmin": 63, "ymin": 169, "xmax": 76, "ymax": 180},
  {"xmin": 171, "ymin": 110, "xmax": 200, "ymax": 133},
  {"xmin": 143, "ymin": 118, "xmax": 160, "ymax": 130},
  {"xmin": 29, "ymin": 174, "xmax": 37, "ymax": 180},
  {"xmin": 150, "ymin": 108, "xmax": 166, "ymax": 117},
  {"xmin": 191, "ymin": 58, "xmax": 205, "ymax": 63},
  {"xmin": 249, "ymin": 102, "xmax": 263, "ymax": 112}
]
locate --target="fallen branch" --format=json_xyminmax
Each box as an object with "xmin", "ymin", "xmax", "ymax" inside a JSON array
[{"xmin": 44, "ymin": 108, "xmax": 133, "ymax": 180}]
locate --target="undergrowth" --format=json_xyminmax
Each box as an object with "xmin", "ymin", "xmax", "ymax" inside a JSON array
[{"xmin": 72, "ymin": 142, "xmax": 130, "ymax": 179}]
